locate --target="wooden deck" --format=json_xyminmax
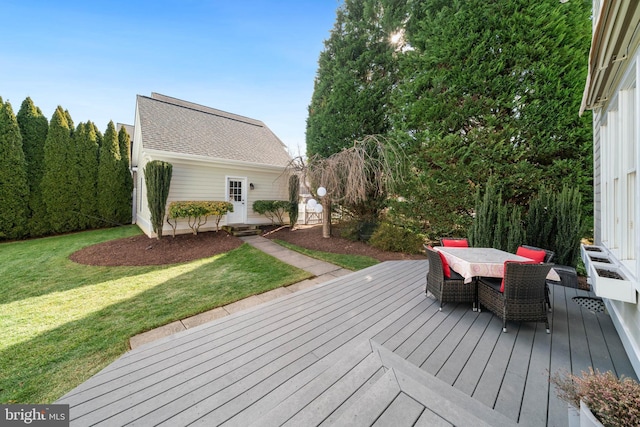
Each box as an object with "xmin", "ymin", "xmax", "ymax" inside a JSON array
[{"xmin": 57, "ymin": 261, "xmax": 638, "ymax": 426}]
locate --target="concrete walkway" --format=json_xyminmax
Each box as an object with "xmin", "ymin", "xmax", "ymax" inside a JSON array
[{"xmin": 129, "ymin": 235, "xmax": 352, "ymax": 349}]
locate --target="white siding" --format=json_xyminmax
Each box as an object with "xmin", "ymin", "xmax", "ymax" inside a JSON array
[
  {"xmin": 135, "ymin": 153, "xmax": 288, "ymax": 237},
  {"xmin": 594, "ymin": 50, "xmax": 640, "ymax": 376}
]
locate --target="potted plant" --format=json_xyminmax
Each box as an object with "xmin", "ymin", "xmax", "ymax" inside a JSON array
[{"xmin": 551, "ymin": 368, "xmax": 640, "ymax": 427}]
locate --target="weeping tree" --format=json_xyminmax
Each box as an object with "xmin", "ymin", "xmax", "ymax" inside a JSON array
[
  {"xmin": 301, "ymin": 135, "xmax": 404, "ymax": 238},
  {"xmin": 144, "ymin": 160, "xmax": 173, "ymax": 239}
]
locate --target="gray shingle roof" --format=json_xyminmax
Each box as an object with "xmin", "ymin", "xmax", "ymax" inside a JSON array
[{"xmin": 137, "ymin": 93, "xmax": 292, "ymax": 167}]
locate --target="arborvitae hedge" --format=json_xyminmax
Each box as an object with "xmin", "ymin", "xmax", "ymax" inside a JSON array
[
  {"xmin": 75, "ymin": 122, "xmax": 100, "ymax": 230},
  {"xmin": 41, "ymin": 106, "xmax": 78, "ymax": 234},
  {"xmin": 0, "ymin": 101, "xmax": 29, "ymax": 239},
  {"xmin": 97, "ymin": 121, "xmax": 124, "ymax": 225},
  {"xmin": 17, "ymin": 97, "xmax": 49, "ymax": 237},
  {"xmin": 2, "ymin": 96, "xmax": 134, "ymax": 239}
]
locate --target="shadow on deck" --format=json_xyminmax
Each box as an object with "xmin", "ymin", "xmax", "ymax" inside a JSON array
[{"xmin": 57, "ymin": 261, "xmax": 637, "ymax": 426}]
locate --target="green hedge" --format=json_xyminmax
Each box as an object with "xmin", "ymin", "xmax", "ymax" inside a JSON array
[
  {"xmin": 167, "ymin": 200, "xmax": 233, "ymax": 235},
  {"xmin": 369, "ymin": 222, "xmax": 424, "ymax": 254},
  {"xmin": 253, "ymin": 200, "xmax": 290, "ymax": 225}
]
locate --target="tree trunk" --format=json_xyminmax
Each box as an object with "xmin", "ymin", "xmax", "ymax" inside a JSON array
[{"xmin": 322, "ymin": 198, "xmax": 331, "ymax": 238}]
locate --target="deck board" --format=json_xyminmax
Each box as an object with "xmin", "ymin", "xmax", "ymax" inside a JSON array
[
  {"xmin": 57, "ymin": 260, "xmax": 638, "ymax": 426},
  {"xmin": 518, "ymin": 324, "xmax": 554, "ymax": 426},
  {"xmin": 494, "ymin": 325, "xmax": 536, "ymax": 420}
]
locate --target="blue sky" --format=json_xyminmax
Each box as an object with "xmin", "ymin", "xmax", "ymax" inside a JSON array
[{"xmin": 0, "ymin": 1, "xmax": 341, "ymax": 156}]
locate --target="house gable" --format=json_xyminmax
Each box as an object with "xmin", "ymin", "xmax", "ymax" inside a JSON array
[{"xmin": 137, "ymin": 93, "xmax": 292, "ymax": 168}]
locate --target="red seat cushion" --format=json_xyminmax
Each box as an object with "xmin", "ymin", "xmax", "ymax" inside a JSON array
[
  {"xmin": 439, "ymin": 251, "xmax": 451, "ymax": 278},
  {"xmin": 442, "ymin": 238, "xmax": 469, "ymax": 247},
  {"xmin": 501, "ymin": 260, "xmax": 538, "ymax": 292},
  {"xmin": 427, "ymin": 245, "xmax": 452, "ymax": 278},
  {"xmin": 516, "ymin": 246, "xmax": 546, "ymax": 263}
]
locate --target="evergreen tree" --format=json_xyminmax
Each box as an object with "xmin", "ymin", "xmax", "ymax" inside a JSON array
[
  {"xmin": 390, "ymin": 0, "xmax": 593, "ymax": 234},
  {"xmin": 17, "ymin": 97, "xmax": 49, "ymax": 236},
  {"xmin": 64, "ymin": 109, "xmax": 74, "ymax": 135},
  {"xmin": 88, "ymin": 121, "xmax": 103, "ymax": 148},
  {"xmin": 306, "ymin": 0, "xmax": 410, "ymax": 224},
  {"xmin": 306, "ymin": 0, "xmax": 406, "ymax": 158},
  {"xmin": 144, "ymin": 160, "xmax": 173, "ymax": 239},
  {"xmin": 117, "ymin": 125, "xmax": 133, "ymax": 224},
  {"xmin": 75, "ymin": 122, "xmax": 100, "ymax": 229},
  {"xmin": 41, "ymin": 106, "xmax": 79, "ymax": 233},
  {"xmin": 288, "ymin": 174, "xmax": 300, "ymax": 227},
  {"xmin": 0, "ymin": 100, "xmax": 29, "ymax": 239},
  {"xmin": 97, "ymin": 121, "xmax": 125, "ymax": 225}
]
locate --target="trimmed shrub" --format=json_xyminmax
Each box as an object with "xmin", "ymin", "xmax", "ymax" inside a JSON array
[
  {"xmin": 144, "ymin": 160, "xmax": 172, "ymax": 239},
  {"xmin": 253, "ymin": 200, "xmax": 290, "ymax": 225},
  {"xmin": 167, "ymin": 201, "xmax": 233, "ymax": 235},
  {"xmin": 288, "ymin": 175, "xmax": 299, "ymax": 227},
  {"xmin": 469, "ymin": 180, "xmax": 500, "ymax": 248},
  {"xmin": 369, "ymin": 222, "xmax": 423, "ymax": 254},
  {"xmin": 525, "ymin": 185, "xmax": 555, "ymax": 251},
  {"xmin": 554, "ymin": 186, "xmax": 582, "ymax": 267}
]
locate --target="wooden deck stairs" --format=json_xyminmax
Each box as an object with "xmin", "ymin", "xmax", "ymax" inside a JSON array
[
  {"xmin": 254, "ymin": 340, "xmax": 516, "ymax": 426},
  {"xmin": 223, "ymin": 224, "xmax": 262, "ymax": 237}
]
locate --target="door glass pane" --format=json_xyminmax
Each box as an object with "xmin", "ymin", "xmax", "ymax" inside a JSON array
[{"xmin": 229, "ymin": 180, "xmax": 242, "ymax": 202}]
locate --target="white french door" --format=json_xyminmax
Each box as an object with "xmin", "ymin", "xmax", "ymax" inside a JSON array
[{"xmin": 226, "ymin": 177, "xmax": 246, "ymax": 224}]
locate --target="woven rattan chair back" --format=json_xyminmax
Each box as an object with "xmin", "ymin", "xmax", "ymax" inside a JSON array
[
  {"xmin": 424, "ymin": 246, "xmax": 475, "ymax": 310},
  {"xmin": 520, "ymin": 245, "xmax": 555, "ymax": 263}
]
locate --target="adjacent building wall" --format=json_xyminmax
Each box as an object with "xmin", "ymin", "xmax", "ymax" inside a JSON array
[
  {"xmin": 135, "ymin": 154, "xmax": 289, "ymax": 237},
  {"xmin": 592, "ymin": 50, "xmax": 640, "ymax": 376}
]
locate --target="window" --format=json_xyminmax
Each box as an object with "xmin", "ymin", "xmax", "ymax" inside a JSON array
[{"xmin": 602, "ymin": 64, "xmax": 637, "ymax": 262}]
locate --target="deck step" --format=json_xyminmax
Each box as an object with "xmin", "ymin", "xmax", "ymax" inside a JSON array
[
  {"xmin": 255, "ymin": 339, "xmax": 517, "ymax": 427},
  {"xmin": 369, "ymin": 342, "xmax": 518, "ymax": 427},
  {"xmin": 223, "ymin": 225, "xmax": 262, "ymax": 237}
]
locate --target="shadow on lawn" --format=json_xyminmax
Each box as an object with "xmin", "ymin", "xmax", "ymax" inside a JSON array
[{"xmin": 0, "ymin": 245, "xmax": 308, "ymax": 404}]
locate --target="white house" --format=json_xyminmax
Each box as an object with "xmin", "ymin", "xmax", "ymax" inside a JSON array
[
  {"xmin": 580, "ymin": 1, "xmax": 640, "ymax": 376},
  {"xmin": 131, "ymin": 93, "xmax": 292, "ymax": 237}
]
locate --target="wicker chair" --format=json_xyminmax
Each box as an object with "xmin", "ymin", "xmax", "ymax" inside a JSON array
[
  {"xmin": 520, "ymin": 245, "xmax": 555, "ymax": 263},
  {"xmin": 518, "ymin": 245, "xmax": 554, "ymax": 311},
  {"xmin": 424, "ymin": 246, "xmax": 476, "ymax": 310},
  {"xmin": 478, "ymin": 262, "xmax": 552, "ymax": 333},
  {"xmin": 441, "ymin": 237, "xmax": 470, "ymax": 247},
  {"xmin": 519, "ymin": 244, "xmax": 579, "ymax": 293}
]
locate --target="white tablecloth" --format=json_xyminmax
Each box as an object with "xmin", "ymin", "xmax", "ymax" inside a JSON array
[{"xmin": 434, "ymin": 247, "xmax": 559, "ymax": 284}]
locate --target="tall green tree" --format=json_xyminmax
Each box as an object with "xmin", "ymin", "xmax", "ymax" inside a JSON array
[
  {"xmin": 306, "ymin": 0, "xmax": 406, "ymax": 158},
  {"xmin": 41, "ymin": 106, "xmax": 79, "ymax": 233},
  {"xmin": 97, "ymin": 121, "xmax": 125, "ymax": 225},
  {"xmin": 16, "ymin": 97, "xmax": 49, "ymax": 236},
  {"xmin": 117, "ymin": 125, "xmax": 133, "ymax": 224},
  {"xmin": 0, "ymin": 100, "xmax": 29, "ymax": 239},
  {"xmin": 306, "ymin": 0, "xmax": 409, "ymax": 224},
  {"xmin": 389, "ymin": 0, "xmax": 593, "ymax": 235},
  {"xmin": 75, "ymin": 122, "xmax": 100, "ymax": 229}
]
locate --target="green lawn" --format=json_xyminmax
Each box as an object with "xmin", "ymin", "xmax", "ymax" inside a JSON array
[
  {"xmin": 273, "ymin": 239, "xmax": 379, "ymax": 270},
  {"xmin": 0, "ymin": 226, "xmax": 312, "ymax": 404}
]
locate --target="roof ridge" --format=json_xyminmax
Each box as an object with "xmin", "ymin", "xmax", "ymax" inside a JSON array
[{"xmin": 146, "ymin": 93, "xmax": 264, "ymax": 127}]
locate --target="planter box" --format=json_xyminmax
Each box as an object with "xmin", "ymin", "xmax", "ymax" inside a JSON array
[
  {"xmin": 582, "ymin": 245, "xmax": 637, "ymax": 304},
  {"xmin": 579, "ymin": 401, "xmax": 604, "ymax": 427}
]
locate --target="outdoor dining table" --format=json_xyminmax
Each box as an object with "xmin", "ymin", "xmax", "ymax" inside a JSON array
[{"xmin": 434, "ymin": 247, "xmax": 561, "ymax": 284}]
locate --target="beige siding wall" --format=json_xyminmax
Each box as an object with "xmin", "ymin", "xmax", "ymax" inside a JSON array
[{"xmin": 135, "ymin": 154, "xmax": 289, "ymax": 237}]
